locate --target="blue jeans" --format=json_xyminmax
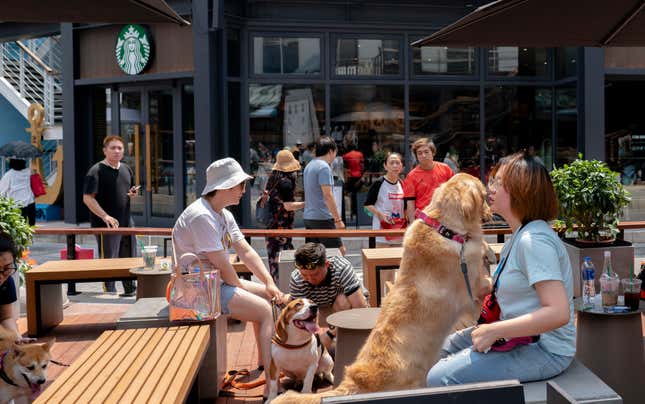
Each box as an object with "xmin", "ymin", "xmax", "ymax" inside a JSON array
[{"xmin": 427, "ymin": 326, "xmax": 573, "ymax": 386}]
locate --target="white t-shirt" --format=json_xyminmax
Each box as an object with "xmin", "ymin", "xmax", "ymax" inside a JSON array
[
  {"xmin": 0, "ymin": 168, "xmax": 34, "ymax": 207},
  {"xmin": 172, "ymin": 198, "xmax": 244, "ymax": 265},
  {"xmin": 363, "ymin": 176, "xmax": 404, "ymax": 244},
  {"xmin": 496, "ymin": 220, "xmax": 576, "ymax": 357}
]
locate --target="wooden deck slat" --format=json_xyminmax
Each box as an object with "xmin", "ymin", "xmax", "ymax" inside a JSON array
[
  {"xmin": 164, "ymin": 325, "xmax": 210, "ymax": 404},
  {"xmin": 118, "ymin": 327, "xmax": 182, "ymax": 403},
  {"xmin": 104, "ymin": 327, "xmax": 168, "ymax": 403},
  {"xmin": 61, "ymin": 328, "xmax": 139, "ymax": 402},
  {"xmin": 138, "ymin": 326, "xmax": 196, "ymax": 403},
  {"xmin": 78, "ymin": 327, "xmax": 152, "ymax": 402},
  {"xmin": 35, "ymin": 330, "xmax": 119, "ymax": 403}
]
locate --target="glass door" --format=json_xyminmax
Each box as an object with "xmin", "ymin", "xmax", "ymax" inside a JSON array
[{"xmin": 118, "ymin": 86, "xmax": 180, "ymax": 226}]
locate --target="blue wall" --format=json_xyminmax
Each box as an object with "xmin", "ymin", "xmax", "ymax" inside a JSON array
[{"xmin": 0, "ymin": 96, "xmax": 28, "ymax": 145}]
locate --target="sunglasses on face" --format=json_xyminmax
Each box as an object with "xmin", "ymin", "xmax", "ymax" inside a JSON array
[{"xmin": 1, "ymin": 264, "xmax": 17, "ymax": 277}]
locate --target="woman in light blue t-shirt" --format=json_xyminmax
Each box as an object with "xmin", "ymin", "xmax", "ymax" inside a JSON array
[{"xmin": 427, "ymin": 151, "xmax": 575, "ymax": 386}]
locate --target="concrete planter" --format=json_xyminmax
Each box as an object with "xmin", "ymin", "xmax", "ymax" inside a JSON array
[{"xmin": 564, "ymin": 238, "xmax": 634, "ymax": 298}]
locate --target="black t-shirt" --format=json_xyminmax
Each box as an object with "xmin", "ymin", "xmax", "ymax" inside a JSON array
[
  {"xmin": 83, "ymin": 162, "xmax": 134, "ymax": 228},
  {"xmin": 0, "ymin": 276, "xmax": 17, "ymax": 305}
]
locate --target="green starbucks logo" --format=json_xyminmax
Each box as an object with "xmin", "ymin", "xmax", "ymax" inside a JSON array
[{"xmin": 115, "ymin": 24, "xmax": 152, "ymax": 75}]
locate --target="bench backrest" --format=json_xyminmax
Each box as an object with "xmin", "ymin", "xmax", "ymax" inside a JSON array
[{"xmin": 322, "ymin": 380, "xmax": 525, "ymax": 404}]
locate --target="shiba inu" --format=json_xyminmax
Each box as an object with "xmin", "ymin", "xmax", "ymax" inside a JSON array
[{"xmin": 0, "ymin": 326, "xmax": 53, "ymax": 404}]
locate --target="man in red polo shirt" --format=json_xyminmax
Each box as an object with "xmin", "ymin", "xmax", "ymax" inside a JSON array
[
  {"xmin": 404, "ymin": 138, "xmax": 454, "ymax": 223},
  {"xmin": 343, "ymin": 144, "xmax": 365, "ymax": 221}
]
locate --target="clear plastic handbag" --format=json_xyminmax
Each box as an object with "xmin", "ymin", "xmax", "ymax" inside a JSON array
[{"xmin": 166, "ymin": 253, "xmax": 221, "ymax": 322}]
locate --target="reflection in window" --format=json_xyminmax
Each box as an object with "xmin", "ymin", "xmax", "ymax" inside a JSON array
[
  {"xmin": 183, "ymin": 85, "xmax": 196, "ymax": 206},
  {"xmin": 335, "ymin": 38, "xmax": 400, "ymax": 76},
  {"xmin": 485, "ymin": 86, "xmax": 553, "ymax": 177},
  {"xmin": 253, "ymin": 37, "xmax": 321, "ymax": 74},
  {"xmin": 249, "ymin": 84, "xmax": 325, "ymax": 226},
  {"xmin": 330, "ymin": 85, "xmax": 404, "ymax": 224},
  {"xmin": 412, "ymin": 46, "xmax": 475, "ymax": 75},
  {"xmin": 488, "ymin": 47, "xmax": 549, "ymax": 77},
  {"xmin": 409, "ymin": 86, "xmax": 480, "ymax": 178},
  {"xmin": 556, "ymin": 47, "xmax": 577, "ymax": 79},
  {"xmin": 556, "ymin": 86, "xmax": 577, "ymax": 166},
  {"xmin": 605, "ymin": 81, "xmax": 645, "ymax": 220}
]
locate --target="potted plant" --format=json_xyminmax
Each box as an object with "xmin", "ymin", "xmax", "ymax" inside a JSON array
[
  {"xmin": 550, "ymin": 156, "xmax": 631, "ymax": 243},
  {"xmin": 550, "ymin": 156, "xmax": 632, "ymax": 297},
  {"xmin": 0, "ymin": 196, "xmax": 34, "ymax": 312}
]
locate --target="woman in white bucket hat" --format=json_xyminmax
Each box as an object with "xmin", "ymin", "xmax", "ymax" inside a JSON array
[{"xmin": 172, "ymin": 157, "xmax": 285, "ymax": 393}]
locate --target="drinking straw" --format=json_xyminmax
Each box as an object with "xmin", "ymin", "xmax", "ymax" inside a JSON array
[
  {"xmin": 630, "ymin": 262, "xmax": 634, "ymax": 283},
  {"xmin": 136, "ymin": 236, "xmax": 145, "ymax": 250}
]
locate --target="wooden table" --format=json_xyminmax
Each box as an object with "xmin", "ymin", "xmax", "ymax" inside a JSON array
[
  {"xmin": 361, "ymin": 243, "xmax": 503, "ymax": 307},
  {"xmin": 35, "ymin": 325, "xmax": 210, "ymax": 403}
]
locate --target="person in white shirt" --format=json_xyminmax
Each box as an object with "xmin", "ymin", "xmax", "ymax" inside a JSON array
[
  {"xmin": 0, "ymin": 159, "xmax": 35, "ymax": 225},
  {"xmin": 172, "ymin": 158, "xmax": 285, "ymax": 395}
]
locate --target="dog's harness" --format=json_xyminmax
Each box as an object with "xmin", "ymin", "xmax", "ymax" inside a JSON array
[
  {"xmin": 415, "ymin": 209, "xmax": 475, "ymax": 303},
  {"xmin": 0, "ymin": 351, "xmax": 19, "ymax": 387}
]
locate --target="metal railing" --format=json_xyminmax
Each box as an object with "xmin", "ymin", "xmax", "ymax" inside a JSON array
[{"xmin": 0, "ymin": 36, "xmax": 62, "ymax": 125}]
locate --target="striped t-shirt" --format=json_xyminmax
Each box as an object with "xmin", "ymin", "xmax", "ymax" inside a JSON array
[{"xmin": 289, "ymin": 256, "xmax": 361, "ymax": 307}]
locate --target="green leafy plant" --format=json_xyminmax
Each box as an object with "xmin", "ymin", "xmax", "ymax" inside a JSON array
[
  {"xmin": 0, "ymin": 197, "xmax": 35, "ymax": 283},
  {"xmin": 550, "ymin": 155, "xmax": 631, "ymax": 242}
]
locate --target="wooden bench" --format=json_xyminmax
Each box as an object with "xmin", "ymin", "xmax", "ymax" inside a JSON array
[
  {"xmin": 35, "ymin": 325, "xmax": 210, "ymax": 403},
  {"xmin": 116, "ymin": 297, "xmax": 227, "ymax": 399},
  {"xmin": 26, "ymin": 256, "xmax": 251, "ymax": 336}
]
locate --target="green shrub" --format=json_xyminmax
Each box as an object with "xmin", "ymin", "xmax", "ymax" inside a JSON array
[{"xmin": 550, "ymin": 156, "xmax": 631, "ymax": 242}]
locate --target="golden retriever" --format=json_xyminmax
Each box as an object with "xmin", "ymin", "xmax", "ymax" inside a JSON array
[{"xmin": 273, "ymin": 173, "xmax": 492, "ymax": 403}]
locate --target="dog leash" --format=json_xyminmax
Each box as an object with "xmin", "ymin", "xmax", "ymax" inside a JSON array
[{"xmin": 50, "ymin": 359, "xmax": 70, "ymax": 367}]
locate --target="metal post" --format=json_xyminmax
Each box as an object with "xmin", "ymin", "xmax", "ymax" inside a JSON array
[{"xmin": 66, "ymin": 234, "xmax": 80, "ymax": 295}]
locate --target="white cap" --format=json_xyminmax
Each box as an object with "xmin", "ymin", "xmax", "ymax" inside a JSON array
[{"xmin": 201, "ymin": 158, "xmax": 253, "ymax": 196}]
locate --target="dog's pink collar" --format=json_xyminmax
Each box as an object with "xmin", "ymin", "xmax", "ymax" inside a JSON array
[{"xmin": 415, "ymin": 209, "xmax": 469, "ymax": 244}]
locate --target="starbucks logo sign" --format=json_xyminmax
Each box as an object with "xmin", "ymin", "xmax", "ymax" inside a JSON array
[{"xmin": 115, "ymin": 24, "xmax": 152, "ymax": 75}]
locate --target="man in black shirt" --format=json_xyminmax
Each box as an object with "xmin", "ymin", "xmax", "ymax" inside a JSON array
[{"xmin": 83, "ymin": 135, "xmax": 138, "ymax": 296}]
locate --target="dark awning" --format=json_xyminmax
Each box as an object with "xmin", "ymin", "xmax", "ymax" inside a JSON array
[
  {"xmin": 413, "ymin": 0, "xmax": 645, "ymax": 48},
  {"xmin": 1, "ymin": 0, "xmax": 189, "ymax": 26}
]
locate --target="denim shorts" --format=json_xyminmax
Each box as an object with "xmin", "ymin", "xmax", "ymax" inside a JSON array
[
  {"xmin": 220, "ymin": 282, "xmax": 237, "ymax": 315},
  {"xmin": 427, "ymin": 326, "xmax": 573, "ymax": 386}
]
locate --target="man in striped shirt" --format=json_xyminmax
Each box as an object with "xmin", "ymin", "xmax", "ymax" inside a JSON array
[{"xmin": 288, "ymin": 243, "xmax": 368, "ymax": 351}]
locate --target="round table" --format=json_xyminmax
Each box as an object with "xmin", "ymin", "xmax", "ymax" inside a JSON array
[
  {"xmin": 326, "ymin": 307, "xmax": 380, "ymax": 386},
  {"xmin": 129, "ymin": 267, "xmax": 172, "ymax": 299},
  {"xmin": 575, "ymin": 300, "xmax": 644, "ymax": 404}
]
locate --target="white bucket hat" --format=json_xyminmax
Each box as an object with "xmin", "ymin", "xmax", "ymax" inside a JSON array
[{"xmin": 201, "ymin": 158, "xmax": 253, "ymax": 196}]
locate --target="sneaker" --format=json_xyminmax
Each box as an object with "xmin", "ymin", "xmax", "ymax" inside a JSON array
[{"xmin": 119, "ymin": 290, "xmax": 136, "ymax": 297}]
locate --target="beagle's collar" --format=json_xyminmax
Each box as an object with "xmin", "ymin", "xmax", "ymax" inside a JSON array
[
  {"xmin": 271, "ymin": 333, "xmax": 322, "ymax": 350},
  {"xmin": 415, "ymin": 209, "xmax": 469, "ymax": 244}
]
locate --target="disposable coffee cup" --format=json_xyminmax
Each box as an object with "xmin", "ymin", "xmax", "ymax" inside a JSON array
[
  {"xmin": 142, "ymin": 245, "xmax": 158, "ymax": 270},
  {"xmin": 621, "ymin": 278, "xmax": 642, "ymax": 311}
]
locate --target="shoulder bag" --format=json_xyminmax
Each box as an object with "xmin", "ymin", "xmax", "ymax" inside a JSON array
[{"xmin": 166, "ymin": 253, "xmax": 221, "ymax": 322}]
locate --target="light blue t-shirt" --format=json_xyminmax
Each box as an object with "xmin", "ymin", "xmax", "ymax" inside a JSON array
[
  {"xmin": 303, "ymin": 158, "xmax": 334, "ymax": 220},
  {"xmin": 496, "ymin": 220, "xmax": 576, "ymax": 357}
]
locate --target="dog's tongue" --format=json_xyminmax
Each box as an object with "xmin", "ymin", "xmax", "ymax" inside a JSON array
[
  {"xmin": 304, "ymin": 321, "xmax": 320, "ymax": 334},
  {"xmin": 30, "ymin": 382, "xmax": 42, "ymax": 396}
]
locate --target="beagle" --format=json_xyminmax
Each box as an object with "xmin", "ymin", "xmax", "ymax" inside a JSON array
[{"xmin": 266, "ymin": 298, "xmax": 333, "ymax": 402}]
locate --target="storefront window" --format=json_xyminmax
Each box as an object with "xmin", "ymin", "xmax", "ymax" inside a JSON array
[
  {"xmin": 330, "ymin": 85, "xmax": 404, "ymax": 224},
  {"xmin": 484, "ymin": 86, "xmax": 553, "ymax": 178},
  {"xmin": 605, "ymin": 80, "xmax": 645, "ymax": 220},
  {"xmin": 556, "ymin": 47, "xmax": 577, "ymax": 79},
  {"xmin": 487, "ymin": 47, "xmax": 549, "ymax": 77},
  {"xmin": 409, "ymin": 86, "xmax": 480, "ymax": 178},
  {"xmin": 249, "ymin": 83, "xmax": 325, "ymax": 225},
  {"xmin": 118, "ymin": 91, "xmax": 144, "ymax": 217},
  {"xmin": 253, "ymin": 37, "xmax": 321, "ymax": 75},
  {"xmin": 412, "ymin": 46, "xmax": 475, "ymax": 76},
  {"xmin": 556, "ymin": 86, "xmax": 577, "ymax": 166},
  {"xmin": 335, "ymin": 38, "xmax": 400, "ymax": 76},
  {"xmin": 183, "ymin": 84, "xmax": 196, "ymax": 206}
]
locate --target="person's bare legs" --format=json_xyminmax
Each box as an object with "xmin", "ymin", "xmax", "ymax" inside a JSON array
[
  {"xmin": 239, "ymin": 279, "xmax": 273, "ymax": 366},
  {"xmin": 227, "ymin": 283, "xmax": 274, "ymax": 396}
]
